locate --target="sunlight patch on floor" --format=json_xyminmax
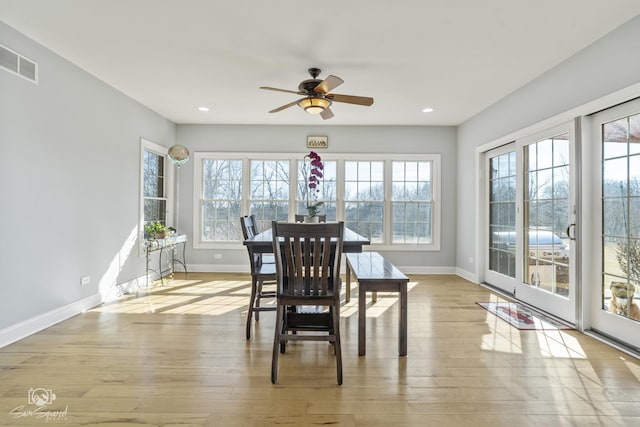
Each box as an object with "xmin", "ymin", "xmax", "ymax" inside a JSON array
[
  {"xmin": 481, "ymin": 315, "xmax": 524, "ymax": 354},
  {"xmin": 93, "ymin": 277, "xmax": 252, "ymax": 315},
  {"xmin": 340, "ymin": 281, "xmax": 418, "ymax": 319},
  {"xmin": 535, "ymin": 329, "xmax": 586, "ymax": 359},
  {"xmin": 477, "ymin": 293, "xmax": 586, "ymax": 359},
  {"xmin": 481, "ymin": 293, "xmax": 523, "ymax": 354},
  {"xmin": 624, "ymin": 359, "xmax": 640, "ymax": 382}
]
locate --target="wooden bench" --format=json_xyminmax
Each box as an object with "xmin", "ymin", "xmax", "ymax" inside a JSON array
[{"xmin": 345, "ymin": 252, "xmax": 409, "ymax": 356}]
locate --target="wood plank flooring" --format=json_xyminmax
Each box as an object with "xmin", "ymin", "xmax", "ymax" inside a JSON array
[{"xmin": 1, "ymin": 273, "xmax": 639, "ymax": 426}]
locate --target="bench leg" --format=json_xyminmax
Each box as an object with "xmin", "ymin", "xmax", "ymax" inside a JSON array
[
  {"xmin": 399, "ymin": 283, "xmax": 407, "ymax": 356},
  {"xmin": 358, "ymin": 285, "xmax": 366, "ymax": 356}
]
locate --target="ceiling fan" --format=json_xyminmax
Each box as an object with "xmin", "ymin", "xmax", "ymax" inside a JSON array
[{"xmin": 260, "ymin": 68, "xmax": 374, "ymax": 120}]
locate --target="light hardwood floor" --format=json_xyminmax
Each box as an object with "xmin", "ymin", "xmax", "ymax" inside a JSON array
[{"xmin": 1, "ymin": 273, "xmax": 640, "ymax": 426}]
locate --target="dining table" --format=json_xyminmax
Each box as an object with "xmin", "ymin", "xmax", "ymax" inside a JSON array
[
  {"xmin": 243, "ymin": 224, "xmax": 371, "ymax": 304},
  {"xmin": 242, "ymin": 225, "xmax": 371, "ymax": 254}
]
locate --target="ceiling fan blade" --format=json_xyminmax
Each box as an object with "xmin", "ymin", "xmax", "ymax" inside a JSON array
[
  {"xmin": 314, "ymin": 75, "xmax": 344, "ymax": 94},
  {"xmin": 269, "ymin": 99, "xmax": 302, "ymax": 113},
  {"xmin": 320, "ymin": 107, "xmax": 334, "ymax": 120},
  {"xmin": 329, "ymin": 93, "xmax": 374, "ymax": 106},
  {"xmin": 260, "ymin": 86, "xmax": 304, "ymax": 95}
]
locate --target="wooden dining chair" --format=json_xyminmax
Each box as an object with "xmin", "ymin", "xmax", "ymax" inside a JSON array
[
  {"xmin": 294, "ymin": 214, "xmax": 327, "ymax": 223},
  {"xmin": 240, "ymin": 215, "xmax": 276, "ymax": 339},
  {"xmin": 270, "ymin": 221, "xmax": 345, "ymax": 384}
]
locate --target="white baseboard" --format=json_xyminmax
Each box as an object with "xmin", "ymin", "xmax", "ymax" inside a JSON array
[
  {"xmin": 455, "ymin": 267, "xmax": 478, "ymax": 284},
  {"xmin": 397, "ymin": 266, "xmax": 457, "ymax": 275},
  {"xmin": 0, "ymin": 293, "xmax": 102, "ymax": 349},
  {"xmin": 188, "ymin": 263, "xmax": 456, "ymax": 276},
  {"xmin": 187, "ymin": 263, "xmax": 249, "ymax": 273}
]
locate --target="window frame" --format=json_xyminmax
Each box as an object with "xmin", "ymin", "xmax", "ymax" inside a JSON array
[{"xmin": 193, "ymin": 151, "xmax": 440, "ymax": 251}]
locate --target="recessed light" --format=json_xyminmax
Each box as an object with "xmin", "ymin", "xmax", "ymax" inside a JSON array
[
  {"xmin": 422, "ymin": 107, "xmax": 434, "ymax": 113},
  {"xmin": 198, "ymin": 106, "xmax": 210, "ymax": 112}
]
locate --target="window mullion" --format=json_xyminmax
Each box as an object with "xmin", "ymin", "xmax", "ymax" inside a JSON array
[{"xmin": 384, "ymin": 159, "xmax": 392, "ymax": 245}]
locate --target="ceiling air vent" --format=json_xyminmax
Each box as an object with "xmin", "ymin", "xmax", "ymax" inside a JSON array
[{"xmin": 0, "ymin": 44, "xmax": 38, "ymax": 83}]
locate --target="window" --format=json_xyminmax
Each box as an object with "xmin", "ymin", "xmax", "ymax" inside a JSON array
[
  {"xmin": 345, "ymin": 161, "xmax": 384, "ymax": 243},
  {"xmin": 139, "ymin": 138, "xmax": 173, "ymax": 244},
  {"xmin": 298, "ymin": 159, "xmax": 338, "ymax": 221},
  {"xmin": 392, "ymin": 161, "xmax": 433, "ymax": 244},
  {"xmin": 143, "ymin": 149, "xmax": 167, "ymax": 233},
  {"xmin": 194, "ymin": 152, "xmax": 440, "ymax": 250},
  {"xmin": 202, "ymin": 159, "xmax": 242, "ymax": 241},
  {"xmin": 250, "ymin": 160, "xmax": 290, "ymax": 227}
]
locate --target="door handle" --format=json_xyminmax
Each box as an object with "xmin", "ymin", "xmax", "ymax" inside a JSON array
[{"xmin": 566, "ymin": 223, "xmax": 576, "ymax": 240}]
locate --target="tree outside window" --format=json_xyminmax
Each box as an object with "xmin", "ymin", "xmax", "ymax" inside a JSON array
[
  {"xmin": 392, "ymin": 161, "xmax": 433, "ymax": 244},
  {"xmin": 250, "ymin": 160, "xmax": 290, "ymax": 230},
  {"xmin": 202, "ymin": 159, "xmax": 242, "ymax": 241},
  {"xmin": 297, "ymin": 159, "xmax": 337, "ymax": 220},
  {"xmin": 143, "ymin": 150, "xmax": 167, "ymax": 236},
  {"xmin": 345, "ymin": 161, "xmax": 384, "ymax": 243},
  {"xmin": 193, "ymin": 152, "xmax": 440, "ymax": 250}
]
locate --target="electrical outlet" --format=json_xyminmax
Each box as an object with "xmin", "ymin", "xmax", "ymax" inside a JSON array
[
  {"xmin": 81, "ymin": 276, "xmax": 90, "ymax": 286},
  {"xmin": 214, "ymin": 253, "xmax": 222, "ymax": 259}
]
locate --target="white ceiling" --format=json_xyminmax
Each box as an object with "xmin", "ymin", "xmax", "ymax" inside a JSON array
[{"xmin": 2, "ymin": 0, "xmax": 640, "ymax": 126}]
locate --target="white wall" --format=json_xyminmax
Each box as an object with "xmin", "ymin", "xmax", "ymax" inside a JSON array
[
  {"xmin": 0, "ymin": 22, "xmax": 175, "ymax": 341},
  {"xmin": 176, "ymin": 124, "xmax": 457, "ymax": 273},
  {"xmin": 456, "ymin": 15, "xmax": 640, "ymax": 281}
]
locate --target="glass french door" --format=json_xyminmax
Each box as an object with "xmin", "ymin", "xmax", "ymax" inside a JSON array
[
  {"xmin": 515, "ymin": 123, "xmax": 576, "ymax": 322},
  {"xmin": 590, "ymin": 98, "xmax": 640, "ymax": 348},
  {"xmin": 484, "ymin": 123, "xmax": 576, "ymax": 323}
]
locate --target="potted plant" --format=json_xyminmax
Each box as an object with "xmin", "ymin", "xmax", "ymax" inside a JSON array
[
  {"xmin": 304, "ymin": 151, "xmax": 324, "ymax": 222},
  {"xmin": 145, "ymin": 221, "xmax": 168, "ymax": 239}
]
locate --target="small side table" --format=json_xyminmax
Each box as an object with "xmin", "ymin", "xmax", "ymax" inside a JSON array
[{"xmin": 145, "ymin": 234, "xmax": 188, "ymax": 286}]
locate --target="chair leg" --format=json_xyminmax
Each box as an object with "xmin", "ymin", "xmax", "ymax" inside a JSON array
[
  {"xmin": 271, "ymin": 304, "xmax": 284, "ymax": 384},
  {"xmin": 333, "ymin": 306, "xmax": 343, "ymax": 385},
  {"xmin": 255, "ymin": 281, "xmax": 263, "ymax": 321},
  {"xmin": 280, "ymin": 309, "xmax": 287, "ymax": 353},
  {"xmin": 246, "ymin": 277, "xmax": 258, "ymax": 340}
]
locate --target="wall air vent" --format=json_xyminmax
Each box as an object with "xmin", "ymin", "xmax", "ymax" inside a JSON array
[{"xmin": 0, "ymin": 43, "xmax": 38, "ymax": 83}]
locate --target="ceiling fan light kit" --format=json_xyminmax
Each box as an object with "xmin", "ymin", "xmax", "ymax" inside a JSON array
[
  {"xmin": 298, "ymin": 97, "xmax": 331, "ymax": 114},
  {"xmin": 260, "ymin": 67, "xmax": 374, "ymax": 120}
]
